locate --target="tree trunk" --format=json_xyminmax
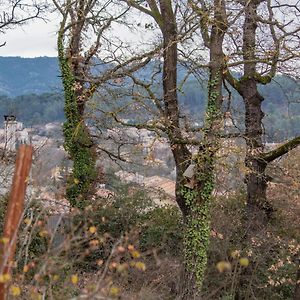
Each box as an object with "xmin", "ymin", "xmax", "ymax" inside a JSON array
[
  {"xmin": 159, "ymin": 2, "xmax": 214, "ymax": 297},
  {"xmin": 241, "ymin": 2, "xmax": 273, "ymax": 225},
  {"xmin": 178, "ymin": 1, "xmax": 227, "ymax": 297},
  {"xmin": 58, "ymin": 20, "xmax": 97, "ymax": 209},
  {"xmin": 241, "ymin": 79, "xmax": 272, "ymax": 225},
  {"xmin": 178, "ymin": 165, "xmax": 214, "ymax": 300}
]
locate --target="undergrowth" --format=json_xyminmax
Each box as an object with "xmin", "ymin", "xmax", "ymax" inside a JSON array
[{"xmin": 0, "ymin": 182, "xmax": 299, "ymax": 299}]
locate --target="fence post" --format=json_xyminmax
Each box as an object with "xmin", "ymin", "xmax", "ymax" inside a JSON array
[{"xmin": 0, "ymin": 145, "xmax": 33, "ymax": 300}]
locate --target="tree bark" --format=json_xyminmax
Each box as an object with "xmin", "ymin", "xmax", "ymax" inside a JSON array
[
  {"xmin": 225, "ymin": 0, "xmax": 300, "ymax": 226},
  {"xmin": 158, "ymin": 0, "xmax": 191, "ymax": 216},
  {"xmin": 240, "ymin": 1, "xmax": 273, "ymax": 225},
  {"xmin": 241, "ymin": 77, "xmax": 272, "ymax": 224},
  {"xmin": 178, "ymin": 1, "xmax": 227, "ymax": 298},
  {"xmin": 57, "ymin": 12, "xmax": 97, "ymax": 209}
]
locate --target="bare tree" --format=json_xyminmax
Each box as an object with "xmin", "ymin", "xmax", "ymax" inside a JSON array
[
  {"xmin": 53, "ymin": 0, "xmax": 300, "ymax": 296},
  {"xmin": 224, "ymin": 0, "xmax": 300, "ymax": 227},
  {"xmin": 54, "ymin": 0, "xmax": 158, "ymax": 208},
  {"xmin": 112, "ymin": 0, "xmax": 231, "ymax": 297}
]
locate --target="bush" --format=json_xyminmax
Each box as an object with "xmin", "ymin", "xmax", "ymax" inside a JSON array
[
  {"xmin": 1, "ymin": 189, "xmax": 153, "ymax": 299},
  {"xmin": 139, "ymin": 205, "xmax": 182, "ymax": 256},
  {"xmin": 70, "ymin": 182, "xmax": 182, "ymax": 270},
  {"xmin": 201, "ymin": 192, "xmax": 299, "ymax": 300}
]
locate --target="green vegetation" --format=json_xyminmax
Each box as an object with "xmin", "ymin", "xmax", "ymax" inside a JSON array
[
  {"xmin": 57, "ymin": 31, "xmax": 97, "ymax": 209},
  {"xmin": 0, "ymin": 93, "xmax": 64, "ymax": 126},
  {"xmin": 71, "ymin": 182, "xmax": 182, "ymax": 270},
  {"xmin": 0, "ymin": 178, "xmax": 297, "ymax": 299},
  {"xmin": 1, "ymin": 0, "xmax": 300, "ymax": 298},
  {"xmin": 0, "ymin": 56, "xmax": 61, "ymax": 97},
  {"xmin": 0, "ymin": 56, "xmax": 299, "ymax": 142}
]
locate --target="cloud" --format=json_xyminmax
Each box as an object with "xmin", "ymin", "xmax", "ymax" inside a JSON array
[{"xmin": 0, "ymin": 18, "xmax": 58, "ymax": 57}]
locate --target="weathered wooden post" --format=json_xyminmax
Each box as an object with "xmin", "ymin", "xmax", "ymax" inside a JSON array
[{"xmin": 0, "ymin": 145, "xmax": 33, "ymax": 299}]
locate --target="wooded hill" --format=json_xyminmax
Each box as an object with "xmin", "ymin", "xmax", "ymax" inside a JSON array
[{"xmin": 0, "ymin": 57, "xmax": 299, "ymax": 141}]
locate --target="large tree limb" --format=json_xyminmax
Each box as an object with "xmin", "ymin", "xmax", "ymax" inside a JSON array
[{"xmin": 261, "ymin": 135, "xmax": 300, "ymax": 163}]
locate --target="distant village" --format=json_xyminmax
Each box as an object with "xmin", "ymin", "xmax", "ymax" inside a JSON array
[
  {"xmin": 0, "ymin": 115, "xmax": 180, "ymax": 213},
  {"xmin": 0, "ymin": 114, "xmax": 285, "ymax": 214}
]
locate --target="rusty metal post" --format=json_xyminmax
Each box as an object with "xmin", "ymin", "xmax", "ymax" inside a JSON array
[{"xmin": 0, "ymin": 145, "xmax": 33, "ymax": 299}]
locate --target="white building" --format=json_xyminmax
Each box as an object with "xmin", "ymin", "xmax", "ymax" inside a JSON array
[{"xmin": 4, "ymin": 115, "xmax": 30, "ymax": 152}]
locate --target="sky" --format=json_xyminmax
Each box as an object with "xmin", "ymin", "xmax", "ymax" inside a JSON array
[
  {"xmin": 0, "ymin": 9, "xmax": 154, "ymax": 58},
  {"xmin": 0, "ymin": 17, "xmax": 59, "ymax": 57}
]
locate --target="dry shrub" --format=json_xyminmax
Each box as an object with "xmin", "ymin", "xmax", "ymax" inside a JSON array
[
  {"xmin": 1, "ymin": 150, "xmax": 299, "ymax": 299},
  {"xmin": 202, "ymin": 189, "xmax": 299, "ymax": 300},
  {"xmin": 1, "ymin": 183, "xmax": 182, "ymax": 299}
]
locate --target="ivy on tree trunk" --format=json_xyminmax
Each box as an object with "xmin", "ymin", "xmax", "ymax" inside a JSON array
[{"xmin": 57, "ymin": 21, "xmax": 97, "ymax": 209}]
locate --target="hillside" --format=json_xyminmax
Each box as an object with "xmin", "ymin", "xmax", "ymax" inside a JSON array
[
  {"xmin": 0, "ymin": 56, "xmax": 61, "ymax": 96},
  {"xmin": 0, "ymin": 56, "xmax": 299, "ymax": 141}
]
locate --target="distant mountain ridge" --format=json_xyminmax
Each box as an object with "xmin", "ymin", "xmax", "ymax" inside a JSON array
[
  {"xmin": 0, "ymin": 56, "xmax": 62, "ymax": 96},
  {"xmin": 0, "ymin": 56, "xmax": 299, "ymax": 142}
]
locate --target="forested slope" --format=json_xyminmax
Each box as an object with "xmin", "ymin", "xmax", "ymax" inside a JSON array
[{"xmin": 0, "ymin": 57, "xmax": 299, "ymax": 141}]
